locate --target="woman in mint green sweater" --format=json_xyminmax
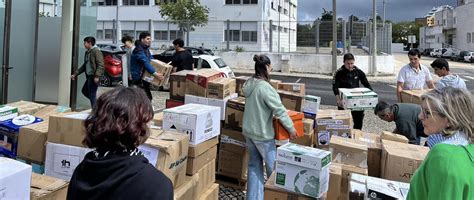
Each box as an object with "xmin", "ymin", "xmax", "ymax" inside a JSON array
[{"xmin": 242, "ymin": 55, "xmax": 296, "ymax": 200}]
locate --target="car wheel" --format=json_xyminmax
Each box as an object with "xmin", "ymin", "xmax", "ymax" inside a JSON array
[{"xmin": 99, "ymin": 76, "xmax": 111, "ymax": 87}]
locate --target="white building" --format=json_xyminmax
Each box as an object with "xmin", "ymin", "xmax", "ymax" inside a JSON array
[
  {"xmin": 95, "ymin": 0, "xmax": 298, "ymax": 52},
  {"xmin": 454, "ymin": 0, "xmax": 474, "ymax": 51},
  {"xmin": 419, "ymin": 5, "xmax": 454, "ymax": 50},
  {"xmin": 39, "ymin": 0, "xmax": 62, "ymax": 17}
]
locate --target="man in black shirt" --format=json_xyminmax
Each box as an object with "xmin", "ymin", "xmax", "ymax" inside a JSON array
[
  {"xmin": 332, "ymin": 53, "xmax": 373, "ymax": 129},
  {"xmin": 171, "ymin": 38, "xmax": 194, "ymax": 72}
]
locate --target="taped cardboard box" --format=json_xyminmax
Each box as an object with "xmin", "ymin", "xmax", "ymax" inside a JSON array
[
  {"xmin": 6, "ymin": 100, "xmax": 46, "ymax": 116},
  {"xmin": 217, "ymin": 148, "xmax": 248, "ymax": 180},
  {"xmin": 381, "ymin": 131, "xmax": 409, "ymax": 143},
  {"xmin": 278, "ymin": 91, "xmax": 304, "ymax": 112},
  {"xmin": 278, "ymin": 83, "xmax": 306, "ymax": 96},
  {"xmin": 198, "ymin": 183, "xmax": 219, "ymax": 200},
  {"xmin": 290, "ymin": 118, "xmax": 314, "ymax": 147},
  {"xmin": 270, "ymin": 79, "xmax": 282, "ymax": 90},
  {"xmin": 224, "ymin": 97, "xmax": 245, "ymax": 131},
  {"xmin": 276, "ymin": 143, "xmax": 331, "ymax": 170},
  {"xmin": 44, "ymin": 142, "xmax": 92, "ymax": 181},
  {"xmin": 314, "ymin": 109, "xmax": 352, "ymax": 148},
  {"xmin": 327, "ymin": 163, "xmax": 342, "ymax": 200},
  {"xmin": 174, "ymin": 175, "xmax": 198, "ymax": 200},
  {"xmin": 193, "ymin": 159, "xmax": 216, "ymax": 200},
  {"xmin": 31, "ymin": 173, "xmax": 68, "ymax": 200},
  {"xmin": 0, "ymin": 116, "xmax": 44, "ymax": 158},
  {"xmin": 153, "ymin": 112, "xmax": 164, "ymax": 127},
  {"xmin": 381, "ymin": 139, "xmax": 429, "ymax": 183},
  {"xmin": 188, "ymin": 136, "xmax": 218, "ymax": 158},
  {"xmin": 274, "ymin": 110, "xmax": 305, "ymax": 140},
  {"xmin": 207, "ymin": 77, "xmax": 236, "ymax": 99},
  {"xmin": 329, "ymin": 136, "xmax": 368, "ymax": 169},
  {"xmin": 264, "ymin": 172, "xmax": 316, "ymax": 200},
  {"xmin": 186, "ymin": 69, "xmax": 223, "ymax": 97},
  {"xmin": 33, "ymin": 105, "xmax": 71, "ymax": 120},
  {"xmin": 47, "ymin": 112, "xmax": 89, "ymax": 147},
  {"xmin": 142, "ymin": 59, "xmax": 173, "ymax": 87},
  {"xmin": 339, "ymin": 88, "xmax": 378, "ymax": 110},
  {"xmin": 400, "ymin": 89, "xmax": 432, "ymax": 105},
  {"xmin": 303, "ymin": 95, "xmax": 321, "ymax": 119},
  {"xmin": 187, "ymin": 145, "xmax": 217, "ymax": 175},
  {"xmin": 0, "ymin": 157, "xmax": 32, "ymax": 200},
  {"xmin": 138, "ymin": 131, "xmax": 189, "ymax": 188},
  {"xmin": 340, "ymin": 164, "xmax": 368, "ymax": 200},
  {"xmin": 18, "ymin": 121, "xmax": 50, "ymax": 164},
  {"xmin": 220, "ymin": 127, "xmax": 246, "ymax": 154},
  {"xmin": 352, "ymin": 130, "xmax": 382, "ymax": 177},
  {"xmin": 234, "ymin": 76, "xmax": 250, "ymax": 96},
  {"xmin": 169, "ymin": 70, "xmax": 192, "ymax": 100}
]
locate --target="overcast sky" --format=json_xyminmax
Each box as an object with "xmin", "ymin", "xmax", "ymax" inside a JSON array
[{"xmin": 297, "ymin": 0, "xmax": 457, "ymax": 22}]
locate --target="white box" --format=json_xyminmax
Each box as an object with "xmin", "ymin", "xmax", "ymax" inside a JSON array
[
  {"xmin": 0, "ymin": 157, "xmax": 31, "ymax": 200},
  {"xmin": 44, "ymin": 142, "xmax": 92, "ymax": 181},
  {"xmin": 303, "ymin": 95, "xmax": 321, "ymax": 116},
  {"xmin": 185, "ymin": 93, "xmax": 238, "ymax": 120},
  {"xmin": 274, "ymin": 161, "xmax": 330, "ymax": 198},
  {"xmin": 0, "ymin": 105, "xmax": 18, "ymax": 121},
  {"xmin": 163, "ymin": 104, "xmax": 221, "ymax": 145},
  {"xmin": 184, "ymin": 94, "xmax": 208, "ymax": 105},
  {"xmin": 277, "ymin": 143, "xmax": 332, "ymax": 170},
  {"xmin": 339, "ymin": 88, "xmax": 378, "ymax": 110},
  {"xmin": 366, "ymin": 176, "xmax": 410, "ymax": 200}
]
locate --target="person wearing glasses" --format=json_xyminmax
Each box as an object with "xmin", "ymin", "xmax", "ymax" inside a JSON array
[
  {"xmin": 408, "ymin": 87, "xmax": 474, "ymax": 200},
  {"xmin": 374, "ymin": 101, "xmax": 426, "ymax": 144}
]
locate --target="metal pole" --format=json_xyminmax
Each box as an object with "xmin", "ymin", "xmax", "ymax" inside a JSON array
[
  {"xmin": 372, "ymin": 0, "xmax": 377, "ymax": 75},
  {"xmin": 226, "ymin": 19, "xmax": 230, "ymax": 51},
  {"xmin": 342, "ymin": 20, "xmax": 346, "ymax": 55},
  {"xmin": 269, "ymin": 20, "xmax": 273, "ymax": 52},
  {"xmin": 315, "ymin": 20, "xmax": 319, "ymax": 54},
  {"xmin": 332, "ymin": 0, "xmax": 337, "ymax": 74},
  {"xmin": 1, "ymin": 0, "xmax": 12, "ymax": 103}
]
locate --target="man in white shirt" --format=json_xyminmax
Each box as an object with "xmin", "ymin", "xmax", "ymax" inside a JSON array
[{"xmin": 396, "ymin": 49, "xmax": 434, "ymax": 102}]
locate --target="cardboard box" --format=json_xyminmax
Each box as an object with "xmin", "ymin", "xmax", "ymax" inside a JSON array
[
  {"xmin": 44, "ymin": 142, "xmax": 92, "ymax": 181},
  {"xmin": 339, "ymin": 88, "xmax": 378, "ymax": 110},
  {"xmin": 47, "ymin": 112, "xmax": 89, "ymax": 147},
  {"xmin": 187, "ymin": 145, "xmax": 217, "ymax": 175},
  {"xmin": 274, "ymin": 161, "xmax": 330, "ymax": 198},
  {"xmin": 278, "ymin": 91, "xmax": 304, "ymax": 112},
  {"xmin": 163, "ymin": 103, "xmax": 220, "ymax": 145},
  {"xmin": 220, "ymin": 127, "xmax": 246, "ymax": 154},
  {"xmin": 224, "ymin": 97, "xmax": 245, "ymax": 131},
  {"xmin": 278, "ymin": 83, "xmax": 306, "ymax": 96},
  {"xmin": 153, "ymin": 112, "xmax": 164, "ymax": 127},
  {"xmin": 366, "ymin": 176, "xmax": 410, "ymax": 200},
  {"xmin": 303, "ymin": 95, "xmax": 321, "ymax": 119},
  {"xmin": 381, "ymin": 131, "xmax": 409, "ymax": 143},
  {"xmin": 198, "ymin": 183, "xmax": 219, "ymax": 200},
  {"xmin": 217, "ymin": 148, "xmax": 248, "ymax": 180},
  {"xmin": 274, "ymin": 110, "xmax": 305, "ymax": 140},
  {"xmin": 0, "ymin": 105, "xmax": 19, "ymax": 121},
  {"xmin": 381, "ymin": 139, "xmax": 429, "ymax": 183},
  {"xmin": 289, "ymin": 118, "xmax": 314, "ymax": 147},
  {"xmin": 165, "ymin": 99, "xmax": 184, "ymax": 109},
  {"xmin": 33, "ymin": 105, "xmax": 71, "ymax": 120},
  {"xmin": 142, "ymin": 59, "xmax": 173, "ymax": 87},
  {"xmin": 340, "ymin": 164, "xmax": 368, "ymax": 200},
  {"xmin": 0, "ymin": 115, "xmax": 44, "ymax": 158},
  {"xmin": 174, "ymin": 175, "xmax": 198, "ymax": 200},
  {"xmin": 400, "ymin": 89, "xmax": 432, "ymax": 105},
  {"xmin": 185, "ymin": 93, "xmax": 238, "ymax": 121},
  {"xmin": 277, "ymin": 143, "xmax": 331, "ymax": 170},
  {"xmin": 186, "ymin": 69, "xmax": 223, "ymax": 97},
  {"xmin": 30, "ymin": 173, "xmax": 68, "ymax": 200},
  {"xmin": 0, "ymin": 157, "xmax": 32, "ymax": 200},
  {"xmin": 329, "ymin": 136, "xmax": 368, "ymax": 169},
  {"xmin": 314, "ymin": 109, "xmax": 352, "ymax": 148},
  {"xmin": 234, "ymin": 76, "xmax": 250, "ymax": 97},
  {"xmin": 352, "ymin": 130, "xmax": 382, "ymax": 177},
  {"xmin": 18, "ymin": 121, "xmax": 49, "ymax": 164},
  {"xmin": 264, "ymin": 172, "xmax": 315, "ymax": 200},
  {"xmin": 169, "ymin": 70, "xmax": 192, "ymax": 100},
  {"xmin": 138, "ymin": 131, "xmax": 189, "ymax": 188},
  {"xmin": 327, "ymin": 163, "xmax": 342, "ymax": 200},
  {"xmin": 193, "ymin": 159, "xmax": 216, "ymax": 199},
  {"xmin": 207, "ymin": 77, "xmax": 236, "ymax": 99},
  {"xmin": 270, "ymin": 79, "xmax": 282, "ymax": 90},
  {"xmin": 6, "ymin": 100, "xmax": 46, "ymax": 116},
  {"xmin": 188, "ymin": 136, "xmax": 218, "ymax": 157},
  {"xmin": 348, "ymin": 173, "xmax": 368, "ymax": 200}
]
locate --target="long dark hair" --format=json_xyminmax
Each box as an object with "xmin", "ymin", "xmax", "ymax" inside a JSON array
[{"xmin": 253, "ymin": 54, "xmax": 271, "ymax": 82}]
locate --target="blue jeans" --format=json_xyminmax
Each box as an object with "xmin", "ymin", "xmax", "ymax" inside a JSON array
[
  {"xmin": 245, "ymin": 137, "xmax": 276, "ymax": 200},
  {"xmin": 81, "ymin": 75, "xmax": 99, "ymax": 108}
]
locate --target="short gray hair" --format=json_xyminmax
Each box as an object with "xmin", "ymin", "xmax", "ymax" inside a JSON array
[
  {"xmin": 374, "ymin": 101, "xmax": 392, "ymax": 115},
  {"xmin": 421, "ymin": 87, "xmax": 474, "ymax": 143}
]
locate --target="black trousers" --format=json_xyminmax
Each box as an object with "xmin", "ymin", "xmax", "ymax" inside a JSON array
[
  {"xmin": 130, "ymin": 79, "xmax": 153, "ymax": 100},
  {"xmin": 338, "ymin": 107, "xmax": 364, "ymax": 130}
]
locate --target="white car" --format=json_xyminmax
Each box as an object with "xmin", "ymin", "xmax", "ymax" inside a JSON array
[
  {"xmin": 430, "ymin": 49, "xmax": 441, "ymax": 57},
  {"xmin": 193, "ymin": 55, "xmax": 235, "ymax": 78}
]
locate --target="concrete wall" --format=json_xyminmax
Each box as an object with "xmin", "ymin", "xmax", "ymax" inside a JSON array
[
  {"xmin": 216, "ymin": 52, "xmax": 394, "ymax": 75},
  {"xmin": 455, "ymin": 3, "xmax": 474, "ymax": 51}
]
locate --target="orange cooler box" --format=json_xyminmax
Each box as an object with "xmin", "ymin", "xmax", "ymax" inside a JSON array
[{"xmin": 274, "ymin": 110, "xmax": 304, "ymax": 140}]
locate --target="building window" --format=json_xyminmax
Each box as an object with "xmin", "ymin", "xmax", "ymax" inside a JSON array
[
  {"xmin": 271, "ymin": 2, "xmax": 274, "ymax": 9},
  {"xmin": 93, "ymin": 0, "xmax": 117, "ymax": 6},
  {"xmin": 97, "ymin": 30, "xmax": 104, "ymax": 40},
  {"xmin": 467, "ymin": 33, "xmax": 471, "ymax": 43},
  {"xmin": 123, "ymin": 0, "xmax": 150, "ymax": 5},
  {"xmin": 226, "ymin": 0, "xmax": 257, "ymax": 4},
  {"xmin": 158, "ymin": 0, "xmax": 177, "ymax": 3},
  {"xmin": 242, "ymin": 31, "xmax": 257, "ymax": 42},
  {"xmin": 284, "ymin": 8, "xmax": 288, "ymax": 15},
  {"xmin": 105, "ymin": 29, "xmax": 114, "ymax": 39},
  {"xmin": 272, "ymin": 25, "xmax": 277, "ymax": 31},
  {"xmin": 154, "ymin": 30, "xmax": 168, "ymax": 40},
  {"xmin": 170, "ymin": 30, "xmax": 183, "ymax": 40},
  {"xmin": 224, "ymin": 30, "xmax": 240, "ymax": 42},
  {"xmin": 243, "ymin": 0, "xmax": 258, "ymax": 4}
]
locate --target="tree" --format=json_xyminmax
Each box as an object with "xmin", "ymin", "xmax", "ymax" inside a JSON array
[
  {"xmin": 158, "ymin": 0, "xmax": 209, "ymax": 45},
  {"xmin": 321, "ymin": 8, "xmax": 333, "ymax": 21},
  {"xmin": 297, "ymin": 23, "xmax": 315, "ymax": 47},
  {"xmin": 392, "ymin": 21, "xmax": 423, "ymax": 45}
]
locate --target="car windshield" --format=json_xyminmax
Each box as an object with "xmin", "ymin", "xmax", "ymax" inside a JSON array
[{"xmin": 214, "ymin": 58, "xmax": 227, "ymax": 68}]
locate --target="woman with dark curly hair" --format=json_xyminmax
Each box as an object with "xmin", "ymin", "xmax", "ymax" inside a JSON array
[{"xmin": 67, "ymin": 87, "xmax": 173, "ymax": 200}]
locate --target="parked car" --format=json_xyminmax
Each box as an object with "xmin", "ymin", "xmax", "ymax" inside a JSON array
[
  {"xmin": 97, "ymin": 43, "xmax": 127, "ymax": 51},
  {"xmin": 451, "ymin": 51, "xmax": 470, "ymax": 62},
  {"xmin": 430, "ymin": 48, "xmax": 441, "ymax": 57},
  {"xmin": 99, "ymin": 49, "xmax": 126, "ymax": 87},
  {"xmin": 464, "ymin": 52, "xmax": 474, "ymax": 63},
  {"xmin": 193, "ymin": 55, "xmax": 235, "ymax": 78},
  {"xmin": 422, "ymin": 48, "xmax": 434, "ymax": 56},
  {"xmin": 440, "ymin": 48, "xmax": 454, "ymax": 58},
  {"xmin": 153, "ymin": 46, "xmax": 214, "ymax": 63}
]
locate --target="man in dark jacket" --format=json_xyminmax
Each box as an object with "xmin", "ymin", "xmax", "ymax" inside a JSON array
[
  {"xmin": 171, "ymin": 38, "xmax": 194, "ymax": 72},
  {"xmin": 130, "ymin": 32, "xmax": 163, "ymax": 100},
  {"xmin": 375, "ymin": 101, "xmax": 426, "ymax": 144},
  {"xmin": 71, "ymin": 36, "xmax": 104, "ymax": 107},
  {"xmin": 332, "ymin": 53, "xmax": 372, "ymax": 129}
]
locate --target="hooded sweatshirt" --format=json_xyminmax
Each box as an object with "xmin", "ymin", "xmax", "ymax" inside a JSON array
[
  {"xmin": 242, "ymin": 77, "xmax": 296, "ymax": 141},
  {"xmin": 67, "ymin": 149, "xmax": 173, "ymax": 200},
  {"xmin": 435, "ymin": 74, "xmax": 467, "ymax": 90}
]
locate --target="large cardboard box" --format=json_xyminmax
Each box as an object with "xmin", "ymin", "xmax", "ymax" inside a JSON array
[
  {"xmin": 187, "ymin": 145, "xmax": 217, "ymax": 175},
  {"xmin": 224, "ymin": 97, "xmax": 245, "ymax": 131},
  {"xmin": 138, "ymin": 131, "xmax": 189, "ymax": 188},
  {"xmin": 277, "ymin": 143, "xmax": 331, "ymax": 170},
  {"xmin": 169, "ymin": 70, "xmax": 192, "ymax": 100},
  {"xmin": 278, "ymin": 83, "xmax": 306, "ymax": 96},
  {"xmin": 0, "ymin": 105, "xmax": 19, "ymax": 121},
  {"xmin": 6, "ymin": 100, "xmax": 46, "ymax": 116},
  {"xmin": 142, "ymin": 59, "xmax": 173, "ymax": 87},
  {"xmin": 217, "ymin": 148, "xmax": 248, "ymax": 180},
  {"xmin": 352, "ymin": 130, "xmax": 382, "ymax": 178},
  {"xmin": 264, "ymin": 172, "xmax": 316, "ymax": 200},
  {"xmin": 303, "ymin": 95, "xmax": 321, "ymax": 119},
  {"xmin": 274, "ymin": 110, "xmax": 305, "ymax": 140},
  {"xmin": 198, "ymin": 183, "xmax": 219, "ymax": 200},
  {"xmin": 33, "ymin": 105, "xmax": 71, "ymax": 120},
  {"xmin": 47, "ymin": 112, "xmax": 89, "ymax": 147},
  {"xmin": 193, "ymin": 159, "xmax": 216, "ymax": 199},
  {"xmin": 340, "ymin": 164, "xmax": 368, "ymax": 200},
  {"xmin": 186, "ymin": 69, "xmax": 223, "ymax": 97},
  {"xmin": 278, "ymin": 91, "xmax": 304, "ymax": 112},
  {"xmin": 207, "ymin": 77, "xmax": 236, "ymax": 99},
  {"xmin": 327, "ymin": 163, "xmax": 342, "ymax": 200},
  {"xmin": 314, "ymin": 109, "xmax": 352, "ymax": 148},
  {"xmin": 274, "ymin": 161, "xmax": 330, "ymax": 198},
  {"xmin": 44, "ymin": 142, "xmax": 92, "ymax": 181},
  {"xmin": 290, "ymin": 118, "xmax": 314, "ymax": 147},
  {"xmin": 339, "ymin": 88, "xmax": 378, "ymax": 110},
  {"xmin": 18, "ymin": 121, "xmax": 49, "ymax": 164},
  {"xmin": 381, "ymin": 140, "xmax": 429, "ymax": 183},
  {"xmin": 366, "ymin": 176, "xmax": 410, "ymax": 200},
  {"xmin": 270, "ymin": 79, "xmax": 282, "ymax": 90},
  {"xmin": 329, "ymin": 136, "xmax": 368, "ymax": 169},
  {"xmin": 185, "ymin": 93, "xmax": 238, "ymax": 121},
  {"xmin": 0, "ymin": 115, "xmax": 44, "ymax": 158},
  {"xmin": 234, "ymin": 76, "xmax": 250, "ymax": 96},
  {"xmin": 188, "ymin": 136, "xmax": 218, "ymax": 157},
  {"xmin": 163, "ymin": 103, "xmax": 220, "ymax": 145},
  {"xmin": 381, "ymin": 131, "xmax": 409, "ymax": 143},
  {"xmin": 400, "ymin": 89, "xmax": 432, "ymax": 105},
  {"xmin": 0, "ymin": 157, "xmax": 32, "ymax": 200},
  {"xmin": 30, "ymin": 173, "xmax": 68, "ymax": 200},
  {"xmin": 220, "ymin": 127, "xmax": 246, "ymax": 154},
  {"xmin": 174, "ymin": 175, "xmax": 198, "ymax": 200}
]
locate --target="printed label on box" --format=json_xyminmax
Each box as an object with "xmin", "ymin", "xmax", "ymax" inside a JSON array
[
  {"xmin": 52, "ymin": 153, "xmax": 81, "ymax": 175},
  {"xmin": 220, "ymin": 135, "xmax": 246, "ymax": 147},
  {"xmin": 316, "ymin": 119, "xmax": 343, "ymax": 125},
  {"xmin": 326, "ymin": 125, "xmax": 350, "ymax": 130},
  {"xmin": 293, "ymin": 85, "xmax": 301, "ymax": 91},
  {"xmin": 318, "ymin": 131, "xmax": 330, "ymax": 146},
  {"xmin": 138, "ymin": 145, "xmax": 160, "ymax": 166}
]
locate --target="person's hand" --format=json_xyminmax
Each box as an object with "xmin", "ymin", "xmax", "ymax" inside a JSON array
[
  {"xmin": 94, "ymin": 77, "xmax": 100, "ymax": 84},
  {"xmin": 336, "ymin": 99, "xmax": 343, "ymax": 107},
  {"xmin": 289, "ymin": 130, "xmax": 297, "ymax": 140},
  {"xmin": 70, "ymin": 74, "xmax": 76, "ymax": 80},
  {"xmin": 154, "ymin": 72, "xmax": 164, "ymax": 81}
]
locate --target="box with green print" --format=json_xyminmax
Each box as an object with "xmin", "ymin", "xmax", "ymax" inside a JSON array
[
  {"xmin": 277, "ymin": 143, "xmax": 332, "ymax": 170},
  {"xmin": 339, "ymin": 88, "xmax": 378, "ymax": 110}
]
